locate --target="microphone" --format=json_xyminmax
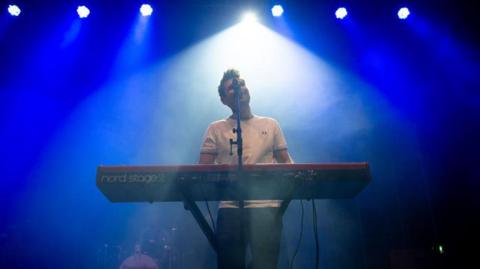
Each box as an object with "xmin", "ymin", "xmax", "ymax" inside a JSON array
[{"xmin": 232, "ymin": 78, "xmax": 241, "ymax": 95}]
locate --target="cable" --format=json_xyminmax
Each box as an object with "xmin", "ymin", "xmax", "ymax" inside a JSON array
[
  {"xmin": 312, "ymin": 199, "xmax": 319, "ymax": 269},
  {"xmin": 200, "ymin": 182, "xmax": 215, "ymax": 232},
  {"xmin": 204, "ymin": 200, "xmax": 216, "ymax": 232},
  {"xmin": 289, "ymin": 200, "xmax": 305, "ymax": 269}
]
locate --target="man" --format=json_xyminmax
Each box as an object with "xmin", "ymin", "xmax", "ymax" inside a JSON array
[{"xmin": 199, "ymin": 69, "xmax": 293, "ymax": 269}]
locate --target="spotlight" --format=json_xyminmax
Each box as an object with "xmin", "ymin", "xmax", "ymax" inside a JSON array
[
  {"xmin": 335, "ymin": 7, "xmax": 348, "ymax": 19},
  {"xmin": 140, "ymin": 4, "xmax": 153, "ymax": 17},
  {"xmin": 242, "ymin": 12, "xmax": 258, "ymax": 24},
  {"xmin": 271, "ymin": 5, "xmax": 284, "ymax": 17},
  {"xmin": 77, "ymin": 5, "xmax": 90, "ymax": 19},
  {"xmin": 397, "ymin": 7, "xmax": 410, "ymax": 20},
  {"xmin": 7, "ymin": 4, "xmax": 21, "ymax": 16}
]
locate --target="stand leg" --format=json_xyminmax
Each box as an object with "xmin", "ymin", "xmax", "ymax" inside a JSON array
[
  {"xmin": 278, "ymin": 181, "xmax": 301, "ymax": 217},
  {"xmin": 181, "ymin": 191, "xmax": 218, "ymax": 253}
]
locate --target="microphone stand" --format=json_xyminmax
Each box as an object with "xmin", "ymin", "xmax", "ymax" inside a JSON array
[
  {"xmin": 233, "ymin": 81, "xmax": 243, "ymax": 169},
  {"xmin": 229, "ymin": 79, "xmax": 244, "ymax": 208}
]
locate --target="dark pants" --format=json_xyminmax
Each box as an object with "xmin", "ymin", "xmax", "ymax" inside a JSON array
[{"xmin": 216, "ymin": 207, "xmax": 282, "ymax": 269}]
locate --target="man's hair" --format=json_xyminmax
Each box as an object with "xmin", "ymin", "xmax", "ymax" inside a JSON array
[{"xmin": 218, "ymin": 69, "xmax": 240, "ymax": 97}]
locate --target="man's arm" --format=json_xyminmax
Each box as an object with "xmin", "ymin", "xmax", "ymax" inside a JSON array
[
  {"xmin": 274, "ymin": 149, "xmax": 293, "ymax": 164},
  {"xmin": 199, "ymin": 153, "xmax": 216, "ymax": 164}
]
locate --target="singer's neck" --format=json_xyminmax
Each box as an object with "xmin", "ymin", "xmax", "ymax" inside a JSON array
[{"xmin": 231, "ymin": 106, "xmax": 253, "ymax": 121}]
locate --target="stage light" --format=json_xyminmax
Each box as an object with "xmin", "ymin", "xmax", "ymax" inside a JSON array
[
  {"xmin": 335, "ymin": 7, "xmax": 348, "ymax": 19},
  {"xmin": 140, "ymin": 4, "xmax": 153, "ymax": 17},
  {"xmin": 242, "ymin": 12, "xmax": 258, "ymax": 24},
  {"xmin": 77, "ymin": 5, "xmax": 90, "ymax": 19},
  {"xmin": 271, "ymin": 5, "xmax": 284, "ymax": 17},
  {"xmin": 397, "ymin": 7, "xmax": 410, "ymax": 19},
  {"xmin": 7, "ymin": 4, "xmax": 21, "ymax": 16}
]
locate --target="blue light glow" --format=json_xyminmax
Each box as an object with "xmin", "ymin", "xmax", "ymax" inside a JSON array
[
  {"xmin": 140, "ymin": 4, "xmax": 153, "ymax": 17},
  {"xmin": 271, "ymin": 5, "xmax": 284, "ymax": 17},
  {"xmin": 335, "ymin": 7, "xmax": 348, "ymax": 20},
  {"xmin": 77, "ymin": 5, "xmax": 90, "ymax": 19},
  {"xmin": 8, "ymin": 4, "xmax": 21, "ymax": 16},
  {"xmin": 398, "ymin": 7, "xmax": 410, "ymax": 20}
]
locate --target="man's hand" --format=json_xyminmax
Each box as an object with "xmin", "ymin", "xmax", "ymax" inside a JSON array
[
  {"xmin": 274, "ymin": 149, "xmax": 293, "ymax": 164},
  {"xmin": 199, "ymin": 153, "xmax": 216, "ymax": 164}
]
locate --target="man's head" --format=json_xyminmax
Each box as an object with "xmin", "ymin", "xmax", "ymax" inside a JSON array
[
  {"xmin": 217, "ymin": 69, "xmax": 250, "ymax": 110},
  {"xmin": 218, "ymin": 69, "xmax": 240, "ymax": 98}
]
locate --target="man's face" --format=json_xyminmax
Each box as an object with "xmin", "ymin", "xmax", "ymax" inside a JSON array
[{"xmin": 220, "ymin": 77, "xmax": 250, "ymax": 110}]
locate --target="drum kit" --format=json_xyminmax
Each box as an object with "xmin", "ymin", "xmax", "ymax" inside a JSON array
[{"xmin": 97, "ymin": 227, "xmax": 178, "ymax": 269}]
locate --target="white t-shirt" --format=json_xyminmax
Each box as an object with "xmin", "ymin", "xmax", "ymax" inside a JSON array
[{"xmin": 200, "ymin": 115, "xmax": 288, "ymax": 208}]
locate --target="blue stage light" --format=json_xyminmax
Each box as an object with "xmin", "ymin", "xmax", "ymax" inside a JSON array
[
  {"xmin": 77, "ymin": 5, "xmax": 90, "ymax": 19},
  {"xmin": 335, "ymin": 7, "xmax": 348, "ymax": 19},
  {"xmin": 140, "ymin": 4, "xmax": 153, "ymax": 17},
  {"xmin": 8, "ymin": 4, "xmax": 21, "ymax": 16},
  {"xmin": 398, "ymin": 7, "xmax": 410, "ymax": 20},
  {"xmin": 242, "ymin": 12, "xmax": 258, "ymax": 24},
  {"xmin": 271, "ymin": 5, "xmax": 284, "ymax": 17}
]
